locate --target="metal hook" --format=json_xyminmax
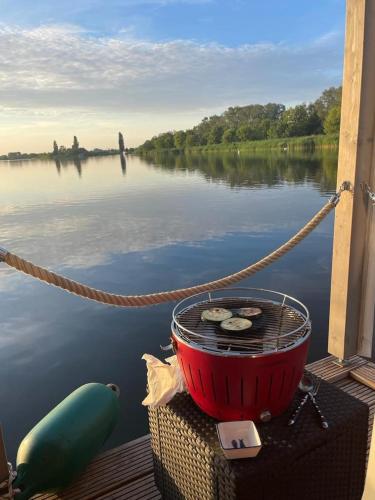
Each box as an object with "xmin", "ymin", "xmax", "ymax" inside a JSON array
[
  {"xmin": 329, "ymin": 181, "xmax": 352, "ymax": 206},
  {"xmin": 361, "ymin": 183, "xmax": 375, "ymax": 206},
  {"xmin": 0, "ymin": 247, "xmax": 8, "ymax": 262}
]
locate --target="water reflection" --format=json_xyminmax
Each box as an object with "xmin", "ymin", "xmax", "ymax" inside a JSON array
[
  {"xmin": 0, "ymin": 151, "xmax": 338, "ymax": 270},
  {"xmin": 55, "ymin": 158, "xmax": 61, "ymax": 175},
  {"xmin": 120, "ymin": 152, "xmax": 126, "ymax": 176},
  {"xmin": 52, "ymin": 156, "xmax": 90, "ymax": 177},
  {"xmin": 138, "ymin": 150, "xmax": 338, "ymax": 194},
  {"xmin": 73, "ymin": 157, "xmax": 82, "ymax": 177},
  {"xmin": 2, "ymin": 150, "xmax": 337, "ymax": 192}
]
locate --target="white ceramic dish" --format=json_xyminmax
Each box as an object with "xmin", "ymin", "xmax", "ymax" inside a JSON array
[{"xmin": 216, "ymin": 420, "xmax": 262, "ymax": 459}]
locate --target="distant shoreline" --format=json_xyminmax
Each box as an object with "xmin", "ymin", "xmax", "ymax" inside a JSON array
[
  {"xmin": 0, "ymin": 150, "xmax": 122, "ymax": 162},
  {"xmin": 135, "ymin": 133, "xmax": 339, "ymax": 154}
]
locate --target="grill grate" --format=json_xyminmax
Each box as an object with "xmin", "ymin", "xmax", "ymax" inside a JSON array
[{"xmin": 172, "ymin": 289, "xmax": 311, "ymax": 356}]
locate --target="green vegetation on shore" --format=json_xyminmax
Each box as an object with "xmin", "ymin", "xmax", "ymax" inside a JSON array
[
  {"xmin": 185, "ymin": 133, "xmax": 339, "ymax": 153},
  {"xmin": 136, "ymin": 87, "xmax": 341, "ymax": 153}
]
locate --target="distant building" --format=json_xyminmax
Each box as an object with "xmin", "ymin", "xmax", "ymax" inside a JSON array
[{"xmin": 8, "ymin": 152, "xmax": 22, "ymax": 159}]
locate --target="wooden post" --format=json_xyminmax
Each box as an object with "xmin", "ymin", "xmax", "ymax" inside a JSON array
[
  {"xmin": 363, "ymin": 416, "xmax": 375, "ymax": 499},
  {"xmin": 0, "ymin": 426, "xmax": 9, "ymax": 484},
  {"xmin": 358, "ymin": 170, "xmax": 375, "ymax": 356},
  {"xmin": 328, "ymin": 0, "xmax": 375, "ymax": 360}
]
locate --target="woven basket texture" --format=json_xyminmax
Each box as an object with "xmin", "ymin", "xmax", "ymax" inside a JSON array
[{"xmin": 149, "ymin": 379, "xmax": 368, "ymax": 500}]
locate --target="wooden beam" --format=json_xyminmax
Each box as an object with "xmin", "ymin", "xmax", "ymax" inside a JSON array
[
  {"xmin": 350, "ymin": 365, "xmax": 375, "ymax": 391},
  {"xmin": 328, "ymin": 0, "xmax": 375, "ymax": 360}
]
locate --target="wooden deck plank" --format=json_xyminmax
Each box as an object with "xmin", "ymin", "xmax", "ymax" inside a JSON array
[
  {"xmin": 33, "ymin": 436, "xmax": 154, "ymax": 500},
  {"xmin": 94, "ymin": 436, "xmax": 151, "ymax": 462},
  {"xmin": 28, "ymin": 356, "xmax": 375, "ymax": 500},
  {"xmin": 350, "ymin": 364, "xmax": 375, "ymax": 390},
  {"xmin": 306, "ymin": 354, "xmax": 367, "ymax": 382},
  {"xmin": 307, "ymin": 355, "xmax": 375, "ymax": 465},
  {"xmin": 68, "ymin": 442, "xmax": 151, "ymax": 484},
  {"xmin": 97, "ymin": 474, "xmax": 161, "ymax": 500}
]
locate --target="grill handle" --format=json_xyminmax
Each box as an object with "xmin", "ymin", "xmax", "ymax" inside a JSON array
[
  {"xmin": 160, "ymin": 343, "xmax": 173, "ymax": 352},
  {"xmin": 160, "ymin": 338, "xmax": 178, "ymax": 353}
]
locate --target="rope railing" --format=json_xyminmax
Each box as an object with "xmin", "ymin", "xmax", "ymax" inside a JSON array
[{"xmin": 0, "ymin": 186, "xmax": 349, "ymax": 307}]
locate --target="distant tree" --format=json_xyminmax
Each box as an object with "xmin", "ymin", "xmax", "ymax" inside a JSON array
[
  {"xmin": 119, "ymin": 132, "xmax": 125, "ymax": 152},
  {"xmin": 59, "ymin": 145, "xmax": 67, "ymax": 153},
  {"xmin": 252, "ymin": 119, "xmax": 270, "ymax": 140},
  {"xmin": 185, "ymin": 131, "xmax": 200, "ymax": 147},
  {"xmin": 174, "ymin": 131, "xmax": 186, "ymax": 148},
  {"xmin": 197, "ymin": 134, "xmax": 208, "ymax": 146},
  {"xmin": 222, "ymin": 128, "xmax": 238, "ymax": 143},
  {"xmin": 263, "ymin": 103, "xmax": 285, "ymax": 120},
  {"xmin": 141, "ymin": 140, "xmax": 155, "ymax": 151},
  {"xmin": 314, "ymin": 87, "xmax": 342, "ymax": 121},
  {"xmin": 266, "ymin": 123, "xmax": 279, "ymax": 139},
  {"xmin": 72, "ymin": 136, "xmax": 79, "ymax": 151},
  {"xmin": 281, "ymin": 103, "xmax": 323, "ymax": 137},
  {"xmin": 208, "ymin": 125, "xmax": 224, "ymax": 144},
  {"xmin": 267, "ymin": 119, "xmax": 288, "ymax": 138},
  {"xmin": 53, "ymin": 140, "xmax": 59, "ymax": 155},
  {"xmin": 237, "ymin": 124, "xmax": 256, "ymax": 141},
  {"xmin": 281, "ymin": 104, "xmax": 311, "ymax": 137},
  {"xmin": 306, "ymin": 104, "xmax": 323, "ymax": 135},
  {"xmin": 154, "ymin": 132, "xmax": 174, "ymax": 149},
  {"xmin": 324, "ymin": 105, "xmax": 341, "ymax": 134}
]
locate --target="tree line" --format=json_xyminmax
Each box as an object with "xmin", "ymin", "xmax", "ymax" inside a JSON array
[
  {"xmin": 137, "ymin": 87, "xmax": 341, "ymax": 151},
  {"xmin": 0, "ymin": 133, "xmax": 126, "ymax": 161}
]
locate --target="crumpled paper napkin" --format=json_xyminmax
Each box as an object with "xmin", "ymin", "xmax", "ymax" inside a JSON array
[{"xmin": 142, "ymin": 354, "xmax": 187, "ymax": 407}]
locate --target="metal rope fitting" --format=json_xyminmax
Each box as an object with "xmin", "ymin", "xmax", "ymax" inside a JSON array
[
  {"xmin": 362, "ymin": 183, "xmax": 375, "ymax": 206},
  {"xmin": 0, "ymin": 247, "xmax": 8, "ymax": 262},
  {"xmin": 329, "ymin": 180, "xmax": 351, "ymax": 206}
]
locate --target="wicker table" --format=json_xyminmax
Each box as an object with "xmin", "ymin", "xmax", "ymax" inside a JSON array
[{"xmin": 148, "ymin": 379, "xmax": 368, "ymax": 500}]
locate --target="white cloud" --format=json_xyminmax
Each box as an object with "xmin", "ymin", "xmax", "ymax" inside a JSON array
[
  {"xmin": 0, "ymin": 23, "xmax": 343, "ymax": 151},
  {"xmin": 0, "ymin": 23, "xmax": 343, "ymax": 115}
]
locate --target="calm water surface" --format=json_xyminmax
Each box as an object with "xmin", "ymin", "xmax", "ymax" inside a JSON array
[{"xmin": 0, "ymin": 150, "xmax": 337, "ymax": 459}]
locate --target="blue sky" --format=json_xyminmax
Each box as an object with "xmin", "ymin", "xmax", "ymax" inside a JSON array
[
  {"xmin": 0, "ymin": 0, "xmax": 345, "ymax": 152},
  {"xmin": 0, "ymin": 0, "xmax": 345, "ymax": 45}
]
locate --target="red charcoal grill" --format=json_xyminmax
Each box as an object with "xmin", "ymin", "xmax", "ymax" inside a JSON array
[{"xmin": 171, "ymin": 288, "xmax": 311, "ymax": 422}]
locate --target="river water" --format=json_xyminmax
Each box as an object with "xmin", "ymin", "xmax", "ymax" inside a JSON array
[{"xmin": 0, "ymin": 150, "xmax": 337, "ymax": 459}]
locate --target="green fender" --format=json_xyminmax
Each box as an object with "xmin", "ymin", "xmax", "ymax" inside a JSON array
[{"xmin": 13, "ymin": 383, "xmax": 120, "ymax": 500}]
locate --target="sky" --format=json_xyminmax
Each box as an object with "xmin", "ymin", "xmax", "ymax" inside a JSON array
[{"xmin": 0, "ymin": 0, "xmax": 345, "ymax": 153}]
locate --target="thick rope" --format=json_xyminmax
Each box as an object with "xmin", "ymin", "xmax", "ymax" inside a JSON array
[{"xmin": 0, "ymin": 197, "xmax": 338, "ymax": 307}]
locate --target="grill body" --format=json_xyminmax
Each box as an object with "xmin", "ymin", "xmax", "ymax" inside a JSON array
[
  {"xmin": 171, "ymin": 288, "xmax": 311, "ymax": 422},
  {"xmin": 174, "ymin": 336, "xmax": 309, "ymax": 421}
]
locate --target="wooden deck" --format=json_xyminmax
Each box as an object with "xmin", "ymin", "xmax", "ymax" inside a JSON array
[
  {"xmin": 33, "ymin": 435, "xmax": 160, "ymax": 500},
  {"xmin": 33, "ymin": 355, "xmax": 375, "ymax": 499},
  {"xmin": 307, "ymin": 355, "xmax": 375, "ymax": 464}
]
